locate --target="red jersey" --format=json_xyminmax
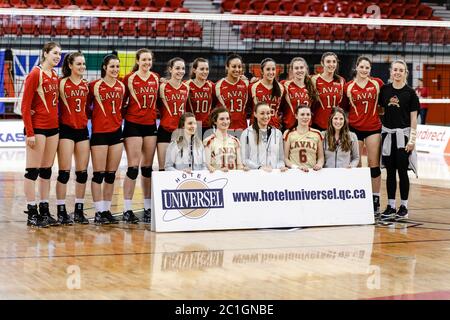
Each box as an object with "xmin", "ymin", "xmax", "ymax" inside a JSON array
[
  {"xmin": 249, "ymin": 80, "xmax": 284, "ymax": 128},
  {"xmin": 21, "ymin": 66, "xmax": 59, "ymax": 137},
  {"xmin": 123, "ymin": 71, "xmax": 159, "ymax": 125},
  {"xmin": 186, "ymin": 79, "xmax": 214, "ymax": 128},
  {"xmin": 345, "ymin": 77, "xmax": 383, "ymax": 132},
  {"xmin": 89, "ymin": 79, "xmax": 125, "ymax": 133},
  {"xmin": 59, "ymin": 77, "xmax": 89, "ymax": 129},
  {"xmin": 159, "ymin": 82, "xmax": 189, "ymax": 132},
  {"xmin": 281, "ymin": 80, "xmax": 313, "ymax": 130},
  {"xmin": 311, "ymin": 74, "xmax": 345, "ymax": 130},
  {"xmin": 415, "ymin": 87, "xmax": 429, "ymax": 109},
  {"xmin": 214, "ymin": 78, "xmax": 249, "ymax": 130}
]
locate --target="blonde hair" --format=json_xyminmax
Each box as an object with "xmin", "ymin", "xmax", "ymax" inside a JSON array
[{"xmin": 389, "ymin": 59, "xmax": 409, "ymax": 84}]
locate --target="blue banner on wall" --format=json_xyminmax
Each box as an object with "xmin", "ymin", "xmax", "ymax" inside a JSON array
[{"xmin": 0, "ymin": 51, "xmax": 5, "ymax": 114}]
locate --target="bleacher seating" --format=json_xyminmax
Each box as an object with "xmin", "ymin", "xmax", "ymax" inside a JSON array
[
  {"xmin": 0, "ymin": 0, "xmax": 203, "ymax": 38},
  {"xmin": 221, "ymin": 0, "xmax": 445, "ymax": 45}
]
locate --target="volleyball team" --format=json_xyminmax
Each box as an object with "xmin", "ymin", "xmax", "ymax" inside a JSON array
[{"xmin": 21, "ymin": 42, "xmax": 419, "ymax": 228}]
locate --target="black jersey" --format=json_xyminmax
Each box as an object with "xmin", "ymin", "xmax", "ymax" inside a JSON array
[{"xmin": 380, "ymin": 83, "xmax": 419, "ymax": 129}]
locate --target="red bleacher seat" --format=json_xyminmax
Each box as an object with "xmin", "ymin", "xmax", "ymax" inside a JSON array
[
  {"xmin": 161, "ymin": 7, "xmax": 174, "ymax": 12},
  {"xmin": 416, "ymin": 27, "xmax": 431, "ymax": 43},
  {"xmin": 279, "ymin": 0, "xmax": 294, "ymax": 13},
  {"xmin": 388, "ymin": 26, "xmax": 403, "ymax": 43},
  {"xmin": 20, "ymin": 16, "xmax": 38, "ymax": 36},
  {"xmin": 390, "ymin": 4, "xmax": 406, "ymax": 19},
  {"xmin": 263, "ymin": 0, "xmax": 279, "ymax": 13},
  {"xmin": 318, "ymin": 25, "xmax": 333, "ymax": 41},
  {"xmin": 168, "ymin": 0, "xmax": 184, "ymax": 9},
  {"xmin": 0, "ymin": 1, "xmax": 11, "ymax": 8},
  {"xmin": 137, "ymin": 18, "xmax": 154, "ymax": 36},
  {"xmin": 332, "ymin": 25, "xmax": 347, "ymax": 41},
  {"xmin": 249, "ymin": 0, "xmax": 265, "ymax": 13},
  {"xmin": 231, "ymin": 0, "xmax": 250, "ymax": 14},
  {"xmin": 375, "ymin": 27, "xmax": 389, "ymax": 42},
  {"xmin": 404, "ymin": 0, "xmax": 419, "ymax": 6},
  {"xmin": 416, "ymin": 4, "xmax": 433, "ymax": 20},
  {"xmin": 42, "ymin": 0, "xmax": 60, "ymax": 9},
  {"xmin": 26, "ymin": 0, "xmax": 44, "ymax": 9},
  {"xmin": 185, "ymin": 20, "xmax": 202, "ymax": 38},
  {"xmin": 403, "ymin": 27, "xmax": 416, "ymax": 43},
  {"xmin": 154, "ymin": 19, "xmax": 170, "ymax": 37},
  {"xmin": 240, "ymin": 22, "xmax": 257, "ymax": 39},
  {"xmin": 10, "ymin": 0, "xmax": 28, "ymax": 8},
  {"xmin": 335, "ymin": 1, "xmax": 350, "ymax": 17},
  {"xmin": 285, "ymin": 24, "xmax": 302, "ymax": 40},
  {"xmin": 153, "ymin": 0, "xmax": 167, "ymax": 8},
  {"xmin": 302, "ymin": 24, "xmax": 317, "ymax": 41},
  {"xmin": 348, "ymin": 1, "xmax": 365, "ymax": 18},
  {"xmin": 403, "ymin": 5, "xmax": 418, "ymax": 19},
  {"xmin": 272, "ymin": 23, "xmax": 284, "ymax": 39},
  {"xmin": 91, "ymin": 0, "xmax": 109, "ymax": 10},
  {"xmin": 73, "ymin": 0, "xmax": 92, "ymax": 10},
  {"xmin": 57, "ymin": 0, "xmax": 70, "ymax": 7},
  {"xmin": 221, "ymin": 0, "xmax": 235, "ymax": 12},
  {"xmin": 323, "ymin": 1, "xmax": 337, "ymax": 15},
  {"xmin": 168, "ymin": 19, "xmax": 185, "ymax": 38},
  {"xmin": 293, "ymin": 1, "xmax": 309, "ymax": 15},
  {"xmin": 431, "ymin": 27, "xmax": 446, "ymax": 44},
  {"xmin": 256, "ymin": 23, "xmax": 272, "ymax": 39},
  {"xmin": 120, "ymin": 18, "xmax": 137, "ymax": 37}
]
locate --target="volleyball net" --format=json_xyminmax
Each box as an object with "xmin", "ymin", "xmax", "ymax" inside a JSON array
[{"xmin": 0, "ymin": 6, "xmax": 449, "ymax": 122}]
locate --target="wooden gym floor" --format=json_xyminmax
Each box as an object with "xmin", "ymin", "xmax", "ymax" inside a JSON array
[{"xmin": 0, "ymin": 148, "xmax": 449, "ymax": 300}]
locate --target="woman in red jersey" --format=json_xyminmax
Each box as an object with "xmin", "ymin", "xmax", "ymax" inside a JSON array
[
  {"xmin": 88, "ymin": 54, "xmax": 125, "ymax": 225},
  {"xmin": 157, "ymin": 57, "xmax": 189, "ymax": 170},
  {"xmin": 22, "ymin": 42, "xmax": 62, "ymax": 228},
  {"xmin": 311, "ymin": 52, "xmax": 345, "ymax": 131},
  {"xmin": 345, "ymin": 56, "xmax": 383, "ymax": 216},
  {"xmin": 281, "ymin": 57, "xmax": 315, "ymax": 131},
  {"xmin": 214, "ymin": 53, "xmax": 249, "ymax": 131},
  {"xmin": 121, "ymin": 49, "xmax": 159, "ymax": 224},
  {"xmin": 56, "ymin": 52, "xmax": 90, "ymax": 225},
  {"xmin": 186, "ymin": 58, "xmax": 214, "ymax": 138},
  {"xmin": 248, "ymin": 58, "xmax": 284, "ymax": 129}
]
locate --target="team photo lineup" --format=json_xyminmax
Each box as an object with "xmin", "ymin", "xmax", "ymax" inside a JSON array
[{"xmin": 21, "ymin": 41, "xmax": 419, "ymax": 228}]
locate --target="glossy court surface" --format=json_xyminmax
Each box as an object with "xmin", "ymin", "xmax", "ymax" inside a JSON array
[{"xmin": 0, "ymin": 148, "xmax": 449, "ymax": 300}]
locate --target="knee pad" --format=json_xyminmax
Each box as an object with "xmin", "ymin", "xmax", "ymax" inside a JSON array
[
  {"xmin": 104, "ymin": 171, "xmax": 116, "ymax": 184},
  {"xmin": 24, "ymin": 168, "xmax": 39, "ymax": 181},
  {"xmin": 75, "ymin": 170, "xmax": 88, "ymax": 184},
  {"xmin": 92, "ymin": 171, "xmax": 105, "ymax": 184},
  {"xmin": 39, "ymin": 167, "xmax": 52, "ymax": 180},
  {"xmin": 141, "ymin": 166, "xmax": 153, "ymax": 178},
  {"xmin": 57, "ymin": 170, "xmax": 70, "ymax": 184},
  {"xmin": 126, "ymin": 166, "xmax": 139, "ymax": 180},
  {"xmin": 370, "ymin": 167, "xmax": 381, "ymax": 178}
]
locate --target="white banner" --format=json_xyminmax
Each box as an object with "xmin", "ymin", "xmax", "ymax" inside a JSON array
[
  {"xmin": 151, "ymin": 168, "xmax": 374, "ymax": 232},
  {"xmin": 416, "ymin": 124, "xmax": 450, "ymax": 155},
  {"xmin": 0, "ymin": 120, "xmax": 25, "ymax": 147}
]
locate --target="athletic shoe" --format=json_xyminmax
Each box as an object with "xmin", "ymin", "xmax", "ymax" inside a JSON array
[
  {"xmin": 57, "ymin": 209, "xmax": 74, "ymax": 225},
  {"xmin": 396, "ymin": 205, "xmax": 409, "ymax": 221},
  {"xmin": 103, "ymin": 211, "xmax": 119, "ymax": 224},
  {"xmin": 94, "ymin": 211, "xmax": 110, "ymax": 225},
  {"xmin": 380, "ymin": 205, "xmax": 396, "ymax": 221},
  {"xmin": 122, "ymin": 210, "xmax": 139, "ymax": 224},
  {"xmin": 73, "ymin": 211, "xmax": 89, "ymax": 224},
  {"xmin": 39, "ymin": 202, "xmax": 60, "ymax": 226},
  {"xmin": 142, "ymin": 209, "xmax": 152, "ymax": 223},
  {"xmin": 25, "ymin": 205, "xmax": 49, "ymax": 228}
]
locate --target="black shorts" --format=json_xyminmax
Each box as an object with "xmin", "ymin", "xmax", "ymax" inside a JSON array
[
  {"xmin": 59, "ymin": 124, "xmax": 89, "ymax": 143},
  {"xmin": 90, "ymin": 128, "xmax": 123, "ymax": 146},
  {"xmin": 24, "ymin": 127, "xmax": 59, "ymax": 137},
  {"xmin": 350, "ymin": 127, "xmax": 382, "ymax": 141},
  {"xmin": 123, "ymin": 120, "xmax": 158, "ymax": 138},
  {"xmin": 157, "ymin": 126, "xmax": 174, "ymax": 143}
]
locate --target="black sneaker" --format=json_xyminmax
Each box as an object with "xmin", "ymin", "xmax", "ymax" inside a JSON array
[
  {"xmin": 380, "ymin": 205, "xmax": 396, "ymax": 221},
  {"xmin": 25, "ymin": 205, "xmax": 49, "ymax": 228},
  {"xmin": 57, "ymin": 209, "xmax": 74, "ymax": 225},
  {"xmin": 73, "ymin": 211, "xmax": 89, "ymax": 224},
  {"xmin": 396, "ymin": 205, "xmax": 409, "ymax": 221},
  {"xmin": 103, "ymin": 211, "xmax": 119, "ymax": 224},
  {"xmin": 142, "ymin": 209, "xmax": 151, "ymax": 223},
  {"xmin": 39, "ymin": 202, "xmax": 60, "ymax": 226},
  {"xmin": 122, "ymin": 210, "xmax": 139, "ymax": 224},
  {"xmin": 94, "ymin": 211, "xmax": 110, "ymax": 225}
]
